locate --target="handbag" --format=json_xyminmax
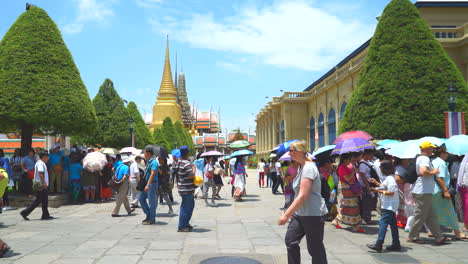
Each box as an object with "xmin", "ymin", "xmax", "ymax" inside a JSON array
[
  {"xmin": 32, "ymin": 180, "xmax": 44, "ymax": 192},
  {"xmin": 108, "ymin": 165, "xmax": 124, "ymax": 190},
  {"xmin": 344, "ymin": 177, "xmax": 362, "ymax": 195},
  {"xmin": 27, "ymin": 169, "xmax": 35, "ymax": 180},
  {"xmin": 434, "ymin": 176, "xmax": 457, "ymax": 197},
  {"xmin": 136, "ymin": 177, "xmax": 147, "ymax": 191}
]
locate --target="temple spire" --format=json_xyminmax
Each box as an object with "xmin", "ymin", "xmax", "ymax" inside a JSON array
[{"xmin": 157, "ymin": 35, "xmax": 177, "ymax": 98}]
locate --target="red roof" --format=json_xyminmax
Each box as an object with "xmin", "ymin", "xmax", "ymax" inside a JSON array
[{"xmin": 0, "ymin": 140, "xmax": 45, "ymax": 154}]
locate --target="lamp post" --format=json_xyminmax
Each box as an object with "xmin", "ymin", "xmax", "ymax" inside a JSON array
[
  {"xmin": 446, "ymin": 81, "xmax": 458, "ymax": 112},
  {"xmin": 128, "ymin": 116, "xmax": 135, "ymax": 147}
]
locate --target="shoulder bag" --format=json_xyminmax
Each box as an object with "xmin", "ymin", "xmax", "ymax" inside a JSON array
[{"xmin": 107, "ymin": 165, "xmax": 124, "ymax": 190}]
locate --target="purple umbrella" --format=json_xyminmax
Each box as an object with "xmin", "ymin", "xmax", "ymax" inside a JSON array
[
  {"xmin": 201, "ymin": 151, "xmax": 224, "ymax": 157},
  {"xmin": 331, "ymin": 137, "xmax": 374, "ymax": 155},
  {"xmin": 278, "ymin": 151, "xmax": 315, "ymax": 161}
]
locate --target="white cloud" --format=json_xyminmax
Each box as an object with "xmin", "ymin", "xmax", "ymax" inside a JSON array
[
  {"xmin": 62, "ymin": 0, "xmax": 115, "ymax": 34},
  {"xmin": 135, "ymin": 0, "xmax": 163, "ymax": 8},
  {"xmin": 147, "ymin": 0, "xmax": 375, "ymax": 71}
]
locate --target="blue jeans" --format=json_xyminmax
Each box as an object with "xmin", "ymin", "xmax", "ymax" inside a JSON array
[
  {"xmin": 377, "ymin": 209, "xmax": 400, "ymax": 246},
  {"xmin": 178, "ymin": 193, "xmax": 195, "ymax": 229},
  {"xmin": 139, "ymin": 182, "xmax": 158, "ymax": 222}
]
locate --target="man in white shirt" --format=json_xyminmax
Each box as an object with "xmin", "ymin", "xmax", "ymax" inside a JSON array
[
  {"xmin": 272, "ymin": 159, "xmax": 284, "ymax": 194},
  {"xmin": 20, "ymin": 152, "xmax": 53, "ymax": 221},
  {"xmin": 129, "ymin": 156, "xmax": 142, "ymax": 208},
  {"xmin": 358, "ymin": 150, "xmax": 376, "ymax": 224},
  {"xmin": 408, "ymin": 141, "xmax": 449, "ymax": 244}
]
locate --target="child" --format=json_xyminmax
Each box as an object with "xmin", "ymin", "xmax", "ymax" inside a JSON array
[{"xmin": 367, "ymin": 160, "xmax": 401, "ymax": 252}]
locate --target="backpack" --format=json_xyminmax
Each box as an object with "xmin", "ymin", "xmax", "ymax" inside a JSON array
[
  {"xmin": 359, "ymin": 161, "xmax": 380, "ymax": 187},
  {"xmin": 405, "ymin": 155, "xmax": 420, "ymax": 184}
]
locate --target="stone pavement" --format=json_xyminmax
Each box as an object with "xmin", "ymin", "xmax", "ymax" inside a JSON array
[{"xmin": 0, "ymin": 168, "xmax": 467, "ymax": 264}]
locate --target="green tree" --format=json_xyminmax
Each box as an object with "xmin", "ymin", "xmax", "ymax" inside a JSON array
[
  {"xmin": 339, "ymin": 0, "xmax": 468, "ymax": 140},
  {"xmin": 127, "ymin": 102, "xmax": 153, "ymax": 148},
  {"xmin": 0, "ymin": 5, "xmax": 96, "ymax": 151},
  {"xmin": 174, "ymin": 121, "xmax": 188, "ymax": 147},
  {"xmin": 153, "ymin": 127, "xmax": 169, "ymax": 150},
  {"xmin": 88, "ymin": 79, "xmax": 130, "ymax": 148},
  {"xmin": 161, "ymin": 117, "xmax": 179, "ymax": 150}
]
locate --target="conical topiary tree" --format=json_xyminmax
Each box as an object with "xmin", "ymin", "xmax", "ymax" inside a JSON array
[
  {"xmin": 153, "ymin": 127, "xmax": 169, "ymax": 150},
  {"xmin": 161, "ymin": 117, "xmax": 178, "ymax": 150},
  {"xmin": 174, "ymin": 121, "xmax": 187, "ymax": 147},
  {"xmin": 88, "ymin": 79, "xmax": 130, "ymax": 148},
  {"xmin": 0, "ymin": 5, "xmax": 97, "ymax": 151},
  {"xmin": 127, "ymin": 102, "xmax": 153, "ymax": 148},
  {"xmin": 339, "ymin": 0, "xmax": 468, "ymax": 140}
]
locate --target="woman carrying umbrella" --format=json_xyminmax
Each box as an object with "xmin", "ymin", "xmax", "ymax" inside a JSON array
[{"xmin": 233, "ymin": 156, "xmax": 248, "ymax": 201}]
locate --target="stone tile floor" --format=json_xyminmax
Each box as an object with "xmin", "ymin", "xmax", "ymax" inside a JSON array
[{"xmin": 0, "ymin": 168, "xmax": 466, "ymax": 263}]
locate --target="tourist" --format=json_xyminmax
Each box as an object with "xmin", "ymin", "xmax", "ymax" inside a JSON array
[
  {"xmin": 233, "ymin": 157, "xmax": 248, "ymax": 201},
  {"xmin": 139, "ymin": 148, "xmax": 159, "ymax": 225},
  {"xmin": 20, "ymin": 149, "xmax": 36, "ymax": 196},
  {"xmin": 193, "ymin": 153, "xmax": 204, "ymax": 199},
  {"xmin": 10, "ymin": 148, "xmax": 22, "ymax": 192},
  {"xmin": 367, "ymin": 160, "xmax": 400, "ymax": 252},
  {"xmin": 358, "ymin": 149, "xmax": 377, "ymax": 224},
  {"xmin": 111, "ymin": 157, "xmax": 135, "ymax": 217},
  {"xmin": 203, "ymin": 156, "xmax": 217, "ymax": 206},
  {"xmin": 176, "ymin": 145, "xmax": 196, "ymax": 232},
  {"xmin": 100, "ymin": 155, "xmax": 113, "ymax": 202},
  {"xmin": 257, "ymin": 158, "xmax": 266, "ymax": 188},
  {"xmin": 265, "ymin": 159, "xmax": 272, "ymax": 188},
  {"xmin": 318, "ymin": 159, "xmax": 338, "ymax": 221},
  {"xmin": 457, "ymin": 155, "xmax": 468, "ymax": 231},
  {"xmin": 214, "ymin": 159, "xmax": 225, "ymax": 199},
  {"xmin": 0, "ymin": 150, "xmax": 12, "ymax": 209},
  {"xmin": 81, "ymin": 167, "xmax": 98, "ymax": 203},
  {"xmin": 158, "ymin": 157, "xmax": 174, "ymax": 215},
  {"xmin": 278, "ymin": 140, "xmax": 328, "ymax": 264},
  {"xmin": 0, "ymin": 168, "xmax": 10, "ymax": 257},
  {"xmin": 273, "ymin": 158, "xmax": 284, "ymax": 194},
  {"xmin": 61, "ymin": 149, "xmax": 71, "ymax": 192},
  {"xmin": 284, "ymin": 160, "xmax": 299, "ymax": 210},
  {"xmin": 20, "ymin": 152, "xmax": 53, "ymax": 221},
  {"xmin": 394, "ymin": 158, "xmax": 415, "ymax": 232},
  {"xmin": 113, "ymin": 154, "xmax": 122, "ymax": 171},
  {"xmin": 431, "ymin": 146, "xmax": 467, "ymax": 240},
  {"xmin": 69, "ymin": 153, "xmax": 83, "ymax": 202},
  {"xmin": 450, "ymin": 155, "xmax": 464, "ymax": 223},
  {"xmin": 270, "ymin": 158, "xmax": 278, "ymax": 194},
  {"xmin": 408, "ymin": 141, "xmax": 450, "ymax": 244},
  {"xmin": 48, "ymin": 144, "xmax": 63, "ymax": 193},
  {"xmin": 129, "ymin": 156, "xmax": 142, "ymax": 208},
  {"xmin": 331, "ymin": 153, "xmax": 364, "ymax": 233}
]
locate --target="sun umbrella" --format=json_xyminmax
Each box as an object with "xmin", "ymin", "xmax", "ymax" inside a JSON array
[
  {"xmin": 223, "ymin": 155, "xmax": 231, "ymax": 160},
  {"xmin": 144, "ymin": 144, "xmax": 168, "ymax": 158},
  {"xmin": 278, "ymin": 151, "xmax": 315, "ymax": 161},
  {"xmin": 334, "ymin": 131, "xmax": 373, "ymax": 144},
  {"xmin": 83, "ymin": 151, "xmax": 107, "ymax": 172},
  {"xmin": 271, "ymin": 144, "xmax": 281, "ymax": 153},
  {"xmin": 445, "ymin": 134, "xmax": 468, "ymax": 156},
  {"xmin": 229, "ymin": 140, "xmax": 250, "ymax": 149},
  {"xmin": 417, "ymin": 136, "xmax": 446, "ymax": 147},
  {"xmin": 312, "ymin": 145, "xmax": 336, "ymax": 160},
  {"xmin": 171, "ymin": 149, "xmax": 181, "ymax": 158},
  {"xmin": 376, "ymin": 139, "xmax": 400, "ymax": 146},
  {"xmin": 269, "ymin": 153, "xmax": 277, "ymax": 158},
  {"xmin": 230, "ymin": 149, "xmax": 254, "ymax": 157},
  {"xmin": 201, "ymin": 151, "xmax": 224, "ymax": 157},
  {"xmin": 385, "ymin": 140, "xmax": 420, "ymax": 159},
  {"xmin": 120, "ymin": 147, "xmax": 138, "ymax": 154},
  {"xmin": 98, "ymin": 147, "xmax": 119, "ymax": 155},
  {"xmin": 277, "ymin": 139, "xmax": 299, "ymax": 157},
  {"xmin": 331, "ymin": 138, "xmax": 374, "ymax": 155}
]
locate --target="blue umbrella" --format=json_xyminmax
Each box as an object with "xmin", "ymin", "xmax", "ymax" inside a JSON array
[
  {"xmin": 171, "ymin": 149, "xmax": 181, "ymax": 158},
  {"xmin": 331, "ymin": 138, "xmax": 374, "ymax": 155},
  {"xmin": 230, "ymin": 149, "xmax": 254, "ymax": 157},
  {"xmin": 385, "ymin": 140, "xmax": 420, "ymax": 159},
  {"xmin": 277, "ymin": 139, "xmax": 299, "ymax": 157},
  {"xmin": 223, "ymin": 155, "xmax": 231, "ymax": 160},
  {"xmin": 376, "ymin": 139, "xmax": 400, "ymax": 146},
  {"xmin": 312, "ymin": 145, "xmax": 336, "ymax": 160},
  {"xmin": 446, "ymin": 135, "xmax": 468, "ymax": 156}
]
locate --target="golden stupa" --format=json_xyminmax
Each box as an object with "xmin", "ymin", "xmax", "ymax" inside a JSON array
[{"xmin": 151, "ymin": 36, "xmax": 182, "ymax": 129}]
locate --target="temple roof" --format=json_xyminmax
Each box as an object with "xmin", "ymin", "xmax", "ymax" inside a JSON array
[{"xmin": 157, "ymin": 36, "xmax": 177, "ymax": 99}]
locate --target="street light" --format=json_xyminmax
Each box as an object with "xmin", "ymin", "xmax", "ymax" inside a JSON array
[
  {"xmin": 446, "ymin": 81, "xmax": 458, "ymax": 112},
  {"xmin": 128, "ymin": 116, "xmax": 135, "ymax": 147}
]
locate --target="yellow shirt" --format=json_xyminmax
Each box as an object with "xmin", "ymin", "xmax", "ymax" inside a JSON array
[{"xmin": 0, "ymin": 169, "xmax": 9, "ymax": 197}]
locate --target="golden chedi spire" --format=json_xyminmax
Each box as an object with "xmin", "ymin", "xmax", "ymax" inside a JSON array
[{"xmin": 152, "ymin": 36, "xmax": 182, "ymax": 128}]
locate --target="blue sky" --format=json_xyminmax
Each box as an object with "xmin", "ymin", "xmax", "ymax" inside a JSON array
[{"xmin": 0, "ymin": 0, "xmax": 404, "ymax": 133}]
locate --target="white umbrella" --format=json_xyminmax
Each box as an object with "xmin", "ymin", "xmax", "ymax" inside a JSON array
[
  {"xmin": 83, "ymin": 151, "xmax": 107, "ymax": 172},
  {"xmin": 120, "ymin": 147, "xmax": 141, "ymax": 155},
  {"xmin": 417, "ymin": 136, "xmax": 446, "ymax": 147}
]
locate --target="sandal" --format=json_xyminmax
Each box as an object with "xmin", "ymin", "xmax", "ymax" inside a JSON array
[
  {"xmin": 407, "ymin": 238, "xmax": 425, "ymax": 244},
  {"xmin": 0, "ymin": 242, "xmax": 10, "ymax": 258},
  {"xmin": 454, "ymin": 235, "xmax": 468, "ymax": 240},
  {"xmin": 331, "ymin": 221, "xmax": 342, "ymax": 229},
  {"xmin": 354, "ymin": 228, "xmax": 365, "ymax": 233},
  {"xmin": 435, "ymin": 236, "xmax": 451, "ymax": 245}
]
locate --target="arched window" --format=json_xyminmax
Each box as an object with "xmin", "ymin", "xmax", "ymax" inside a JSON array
[
  {"xmin": 340, "ymin": 102, "xmax": 347, "ymax": 119},
  {"xmin": 309, "ymin": 117, "xmax": 315, "ymax": 151},
  {"xmin": 280, "ymin": 120, "xmax": 285, "ymax": 143},
  {"xmin": 318, "ymin": 113, "xmax": 325, "ymax": 147},
  {"xmin": 328, "ymin": 108, "xmax": 336, "ymax": 145}
]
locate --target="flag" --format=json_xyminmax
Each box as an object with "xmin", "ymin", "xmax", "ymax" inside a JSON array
[{"xmin": 445, "ymin": 112, "xmax": 466, "ymax": 138}]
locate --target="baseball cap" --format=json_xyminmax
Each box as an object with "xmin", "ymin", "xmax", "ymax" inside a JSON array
[
  {"xmin": 420, "ymin": 141, "xmax": 437, "ymax": 149},
  {"xmin": 180, "ymin": 145, "xmax": 189, "ymax": 157},
  {"xmin": 122, "ymin": 156, "xmax": 132, "ymax": 163}
]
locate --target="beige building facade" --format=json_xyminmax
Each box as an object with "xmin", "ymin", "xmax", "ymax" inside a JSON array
[{"xmin": 256, "ymin": 1, "xmax": 468, "ymax": 159}]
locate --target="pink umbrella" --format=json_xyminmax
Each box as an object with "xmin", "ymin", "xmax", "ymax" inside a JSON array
[
  {"xmin": 278, "ymin": 151, "xmax": 315, "ymax": 161},
  {"xmin": 201, "ymin": 151, "xmax": 224, "ymax": 157},
  {"xmin": 334, "ymin": 131, "xmax": 373, "ymax": 144}
]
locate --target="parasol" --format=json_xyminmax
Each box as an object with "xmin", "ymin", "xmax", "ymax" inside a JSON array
[{"xmin": 83, "ymin": 151, "xmax": 107, "ymax": 172}]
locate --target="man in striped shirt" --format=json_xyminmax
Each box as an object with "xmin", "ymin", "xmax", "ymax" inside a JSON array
[{"xmin": 176, "ymin": 145, "xmax": 196, "ymax": 232}]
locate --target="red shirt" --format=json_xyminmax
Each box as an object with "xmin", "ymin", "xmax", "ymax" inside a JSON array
[{"xmin": 337, "ymin": 164, "xmax": 355, "ymax": 183}]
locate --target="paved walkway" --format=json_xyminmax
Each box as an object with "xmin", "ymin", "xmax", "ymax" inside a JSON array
[{"xmin": 0, "ymin": 168, "xmax": 467, "ymax": 263}]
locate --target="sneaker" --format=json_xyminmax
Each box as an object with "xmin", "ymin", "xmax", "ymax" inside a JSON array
[
  {"xmin": 385, "ymin": 244, "xmax": 401, "ymax": 251},
  {"xmin": 177, "ymin": 227, "xmax": 191, "ymax": 232},
  {"xmin": 41, "ymin": 216, "xmax": 55, "ymax": 220},
  {"xmin": 168, "ymin": 209, "xmax": 174, "ymax": 215},
  {"xmin": 20, "ymin": 211, "xmax": 30, "ymax": 221},
  {"xmin": 367, "ymin": 243, "xmax": 383, "ymax": 253},
  {"xmin": 142, "ymin": 220, "xmax": 155, "ymax": 225},
  {"xmin": 128, "ymin": 209, "xmax": 135, "ymax": 215},
  {"xmin": 142, "ymin": 218, "xmax": 148, "ymax": 223}
]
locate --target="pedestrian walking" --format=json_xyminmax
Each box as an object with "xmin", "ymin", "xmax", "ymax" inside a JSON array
[
  {"xmin": 20, "ymin": 152, "xmax": 53, "ymax": 221},
  {"xmin": 233, "ymin": 157, "xmax": 248, "ymax": 201},
  {"xmin": 214, "ymin": 159, "xmax": 225, "ymax": 199},
  {"xmin": 257, "ymin": 158, "xmax": 266, "ymax": 188},
  {"xmin": 139, "ymin": 148, "xmax": 159, "ymax": 225},
  {"xmin": 367, "ymin": 160, "xmax": 401, "ymax": 252},
  {"xmin": 284, "ymin": 161, "xmax": 299, "ymax": 210},
  {"xmin": 129, "ymin": 156, "xmax": 142, "ymax": 208},
  {"xmin": 278, "ymin": 140, "xmax": 328, "ymax": 264},
  {"xmin": 20, "ymin": 149, "xmax": 36, "ymax": 196},
  {"xmin": 358, "ymin": 149, "xmax": 378, "ymax": 224},
  {"xmin": 203, "ymin": 156, "xmax": 217, "ymax": 206},
  {"xmin": 112, "ymin": 157, "xmax": 135, "ymax": 217},
  {"xmin": 176, "ymin": 146, "xmax": 196, "ymax": 232},
  {"xmin": 193, "ymin": 153, "xmax": 204, "ymax": 199},
  {"xmin": 158, "ymin": 157, "xmax": 174, "ymax": 215},
  {"xmin": 408, "ymin": 141, "xmax": 450, "ymax": 244}
]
